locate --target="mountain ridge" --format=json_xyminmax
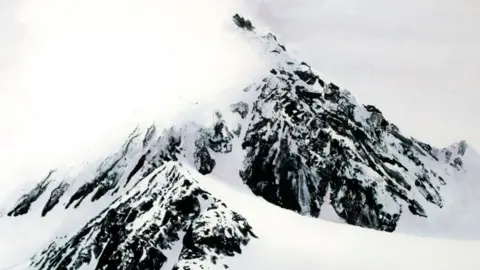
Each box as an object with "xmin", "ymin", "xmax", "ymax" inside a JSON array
[
  {"xmin": 3, "ymin": 12, "xmax": 479, "ymax": 233},
  {"xmin": 1, "ymin": 13, "xmax": 479, "ymax": 269}
]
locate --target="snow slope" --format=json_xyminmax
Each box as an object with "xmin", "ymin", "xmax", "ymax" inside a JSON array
[
  {"xmin": 1, "ymin": 12, "xmax": 480, "ymax": 270},
  {"xmin": 395, "ymin": 142, "xmax": 480, "ymax": 238},
  {"xmin": 201, "ymin": 169, "xmax": 480, "ymax": 270},
  {"xmin": 3, "ymin": 163, "xmax": 479, "ymax": 270}
]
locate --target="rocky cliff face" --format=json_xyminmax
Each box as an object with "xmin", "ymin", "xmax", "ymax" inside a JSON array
[
  {"xmin": 31, "ymin": 163, "xmax": 255, "ymax": 270},
  {"xmin": 2, "ymin": 14, "xmax": 476, "ymax": 269}
]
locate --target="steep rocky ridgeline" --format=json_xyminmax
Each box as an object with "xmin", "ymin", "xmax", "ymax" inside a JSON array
[
  {"xmin": 2, "ymin": 14, "xmax": 477, "ymax": 269},
  {"xmin": 31, "ymin": 163, "xmax": 256, "ymax": 270}
]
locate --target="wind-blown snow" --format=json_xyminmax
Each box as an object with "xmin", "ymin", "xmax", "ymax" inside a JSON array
[{"xmin": 0, "ymin": 0, "xmax": 266, "ymax": 201}]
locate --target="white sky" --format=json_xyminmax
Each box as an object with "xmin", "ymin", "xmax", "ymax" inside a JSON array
[{"xmin": 0, "ymin": 0, "xmax": 479, "ymax": 200}]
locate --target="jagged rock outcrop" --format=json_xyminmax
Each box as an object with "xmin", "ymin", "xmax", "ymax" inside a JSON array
[
  {"xmin": 31, "ymin": 163, "xmax": 256, "ymax": 270},
  {"xmin": 65, "ymin": 129, "xmax": 144, "ymax": 208},
  {"xmin": 233, "ymin": 13, "xmax": 255, "ymax": 31},
  {"xmin": 8, "ymin": 170, "xmax": 56, "ymax": 217},
  {"xmin": 433, "ymin": 140, "xmax": 469, "ymax": 170},
  {"xmin": 42, "ymin": 181, "xmax": 70, "ymax": 216}
]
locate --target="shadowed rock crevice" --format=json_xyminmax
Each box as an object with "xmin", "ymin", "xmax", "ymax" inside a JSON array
[{"xmin": 42, "ymin": 181, "xmax": 70, "ymax": 216}]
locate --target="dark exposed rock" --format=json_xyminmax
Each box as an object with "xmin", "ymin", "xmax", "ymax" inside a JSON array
[
  {"xmin": 452, "ymin": 157, "xmax": 463, "ymax": 170},
  {"xmin": 66, "ymin": 130, "xmax": 142, "ymax": 208},
  {"xmin": 31, "ymin": 163, "xmax": 255, "ymax": 270},
  {"xmin": 232, "ymin": 14, "xmax": 254, "ymax": 31},
  {"xmin": 230, "ymin": 101, "xmax": 249, "ymax": 119},
  {"xmin": 235, "ymin": 45, "xmax": 449, "ymax": 230},
  {"xmin": 294, "ymin": 70, "xmax": 318, "ymax": 85},
  {"xmin": 194, "ymin": 135, "xmax": 216, "ymax": 175},
  {"xmin": 208, "ymin": 112, "xmax": 234, "ymax": 153},
  {"xmin": 8, "ymin": 171, "xmax": 55, "ymax": 217},
  {"xmin": 457, "ymin": 140, "xmax": 468, "ymax": 155},
  {"xmin": 42, "ymin": 181, "xmax": 70, "ymax": 216},
  {"xmin": 125, "ymin": 154, "xmax": 147, "ymax": 185}
]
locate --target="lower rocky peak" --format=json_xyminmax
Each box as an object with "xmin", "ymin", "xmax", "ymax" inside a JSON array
[
  {"xmin": 233, "ymin": 14, "xmax": 255, "ymax": 31},
  {"xmin": 30, "ymin": 162, "xmax": 256, "ymax": 270},
  {"xmin": 433, "ymin": 140, "xmax": 470, "ymax": 170},
  {"xmin": 456, "ymin": 140, "xmax": 469, "ymax": 156}
]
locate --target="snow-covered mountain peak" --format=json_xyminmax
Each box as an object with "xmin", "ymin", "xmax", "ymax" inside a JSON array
[{"xmin": 1, "ymin": 13, "xmax": 480, "ymax": 270}]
